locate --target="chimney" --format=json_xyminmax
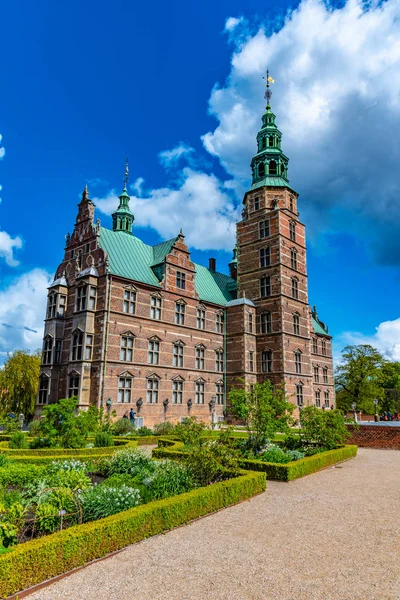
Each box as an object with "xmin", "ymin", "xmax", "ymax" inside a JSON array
[{"xmin": 209, "ymin": 258, "xmax": 216, "ymax": 271}]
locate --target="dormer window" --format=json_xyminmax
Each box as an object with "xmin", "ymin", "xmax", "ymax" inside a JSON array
[{"xmin": 176, "ymin": 271, "xmax": 186, "ymax": 290}]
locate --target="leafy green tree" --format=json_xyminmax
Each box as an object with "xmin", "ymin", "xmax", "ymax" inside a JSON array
[
  {"xmin": 378, "ymin": 361, "xmax": 400, "ymax": 413},
  {"xmin": 0, "ymin": 350, "xmax": 41, "ymax": 419},
  {"xmin": 35, "ymin": 397, "xmax": 89, "ymax": 448},
  {"xmin": 299, "ymin": 406, "xmax": 350, "ymax": 450},
  {"xmin": 229, "ymin": 380, "xmax": 294, "ymax": 451},
  {"xmin": 335, "ymin": 345, "xmax": 384, "ymax": 414}
]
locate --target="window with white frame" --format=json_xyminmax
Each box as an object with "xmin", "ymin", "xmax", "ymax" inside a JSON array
[
  {"xmin": 292, "ymin": 278, "xmax": 298, "ymax": 300},
  {"xmin": 148, "ymin": 339, "xmax": 160, "ymax": 365},
  {"xmin": 173, "ymin": 342, "xmax": 184, "ymax": 367},
  {"xmin": 260, "ymin": 276, "xmax": 271, "ymax": 298},
  {"xmin": 197, "ymin": 307, "xmax": 206, "ymax": 329},
  {"xmin": 72, "ymin": 330, "xmax": 83, "ymax": 361},
  {"xmin": 260, "ymin": 219, "xmax": 270, "ymax": 239},
  {"xmin": 323, "ymin": 367, "xmax": 328, "ymax": 384},
  {"xmin": 315, "ymin": 390, "xmax": 321, "ymax": 407},
  {"xmin": 260, "ymin": 247, "xmax": 271, "ymax": 268},
  {"xmin": 174, "ymin": 302, "xmax": 185, "ymax": 325},
  {"xmin": 147, "ymin": 378, "xmax": 159, "ymax": 404},
  {"xmin": 176, "ymin": 271, "xmax": 186, "ymax": 290},
  {"xmin": 172, "ymin": 379, "xmax": 183, "ymax": 404},
  {"xmin": 47, "ymin": 293, "xmax": 57, "ymax": 319},
  {"xmin": 123, "ymin": 289, "xmax": 136, "ymax": 314},
  {"xmin": 294, "ymin": 351, "xmax": 302, "ymax": 374},
  {"xmin": 88, "ymin": 286, "xmax": 97, "ymax": 310},
  {"xmin": 261, "ymin": 311, "xmax": 272, "ymax": 334},
  {"xmin": 54, "ymin": 340, "xmax": 62, "ymax": 364},
  {"xmin": 120, "ymin": 335, "xmax": 134, "ymax": 362},
  {"xmin": 85, "ymin": 334, "xmax": 93, "ymax": 360},
  {"xmin": 324, "ymin": 390, "xmax": 330, "ymax": 407},
  {"xmin": 261, "ymin": 350, "xmax": 272, "ymax": 373},
  {"xmin": 68, "ymin": 374, "xmax": 80, "ymax": 398},
  {"xmin": 215, "ymin": 349, "xmax": 224, "ymax": 372},
  {"xmin": 38, "ymin": 376, "xmax": 49, "ymax": 404},
  {"xmin": 313, "ymin": 338, "xmax": 318, "ymax": 354},
  {"xmin": 150, "ymin": 296, "xmax": 162, "ymax": 320},
  {"xmin": 296, "ymin": 383, "xmax": 303, "ymax": 407},
  {"xmin": 76, "ymin": 286, "xmax": 87, "ymax": 311},
  {"xmin": 195, "ymin": 380, "xmax": 205, "ymax": 404},
  {"xmin": 42, "ymin": 336, "xmax": 53, "ymax": 365},
  {"xmin": 195, "ymin": 346, "xmax": 205, "ymax": 369},
  {"xmin": 289, "ymin": 221, "xmax": 296, "ymax": 242},
  {"xmin": 290, "ymin": 249, "xmax": 297, "ymax": 270},
  {"xmin": 59, "ymin": 295, "xmax": 66, "ymax": 317},
  {"xmin": 216, "ymin": 381, "xmax": 224, "ymax": 405},
  {"xmin": 293, "ymin": 313, "xmax": 300, "ymax": 335},
  {"xmin": 314, "ymin": 366, "xmax": 319, "ymax": 383},
  {"xmin": 118, "ymin": 376, "xmax": 132, "ymax": 403},
  {"xmin": 216, "ymin": 312, "xmax": 224, "ymax": 333}
]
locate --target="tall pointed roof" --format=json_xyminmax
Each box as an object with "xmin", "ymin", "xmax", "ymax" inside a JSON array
[{"xmin": 112, "ymin": 159, "xmax": 134, "ymax": 234}]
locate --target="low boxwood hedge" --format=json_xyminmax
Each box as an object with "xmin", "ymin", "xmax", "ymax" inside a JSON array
[
  {"xmin": 0, "ymin": 469, "xmax": 266, "ymax": 598},
  {"xmin": 153, "ymin": 440, "xmax": 358, "ymax": 481},
  {"xmin": 0, "ymin": 463, "xmax": 46, "ymax": 487}
]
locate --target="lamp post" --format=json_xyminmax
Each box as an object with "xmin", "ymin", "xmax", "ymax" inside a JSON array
[
  {"xmin": 373, "ymin": 398, "xmax": 379, "ymax": 422},
  {"xmin": 352, "ymin": 402, "xmax": 357, "ymax": 422}
]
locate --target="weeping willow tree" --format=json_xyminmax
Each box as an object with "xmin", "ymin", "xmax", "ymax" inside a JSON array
[{"xmin": 0, "ymin": 350, "xmax": 41, "ymax": 419}]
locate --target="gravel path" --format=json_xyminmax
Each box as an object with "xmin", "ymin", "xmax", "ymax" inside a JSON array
[{"xmin": 28, "ymin": 449, "xmax": 400, "ymax": 600}]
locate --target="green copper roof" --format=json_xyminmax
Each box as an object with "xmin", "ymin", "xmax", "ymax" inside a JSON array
[
  {"xmin": 250, "ymin": 176, "xmax": 296, "ymax": 193},
  {"xmin": 99, "ymin": 227, "xmax": 236, "ymax": 306},
  {"xmin": 312, "ymin": 316, "xmax": 329, "ymax": 336}
]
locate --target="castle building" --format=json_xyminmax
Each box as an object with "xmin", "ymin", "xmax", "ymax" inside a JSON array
[{"xmin": 37, "ymin": 82, "xmax": 334, "ymax": 426}]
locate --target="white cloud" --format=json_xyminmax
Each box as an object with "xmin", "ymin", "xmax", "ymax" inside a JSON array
[
  {"xmin": 0, "ymin": 134, "xmax": 5, "ymax": 160},
  {"xmin": 0, "ymin": 269, "xmax": 52, "ymax": 358},
  {"xmin": 0, "ymin": 230, "xmax": 23, "ymax": 267},
  {"xmin": 224, "ymin": 17, "xmax": 243, "ymax": 32},
  {"xmin": 159, "ymin": 143, "xmax": 194, "ymax": 168},
  {"xmin": 337, "ymin": 317, "xmax": 400, "ymax": 361}
]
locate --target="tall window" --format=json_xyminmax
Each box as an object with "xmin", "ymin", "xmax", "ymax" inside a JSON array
[
  {"xmin": 290, "ymin": 197, "xmax": 294, "ymax": 212},
  {"xmin": 120, "ymin": 336, "xmax": 134, "ymax": 362},
  {"xmin": 148, "ymin": 339, "xmax": 160, "ymax": 365},
  {"xmin": 294, "ymin": 351, "xmax": 302, "ymax": 374},
  {"xmin": 147, "ymin": 378, "xmax": 159, "ymax": 404},
  {"xmin": 150, "ymin": 296, "xmax": 162, "ymax": 320},
  {"xmin": 42, "ymin": 336, "xmax": 53, "ymax": 365},
  {"xmin": 292, "ymin": 278, "xmax": 298, "ymax": 300},
  {"xmin": 293, "ymin": 313, "xmax": 300, "ymax": 335},
  {"xmin": 259, "ymin": 162, "xmax": 265, "ymax": 177},
  {"xmin": 269, "ymin": 135, "xmax": 274, "ymax": 147},
  {"xmin": 72, "ymin": 330, "xmax": 83, "ymax": 361},
  {"xmin": 216, "ymin": 382, "xmax": 224, "ymax": 405},
  {"xmin": 123, "ymin": 290, "xmax": 136, "ymax": 314},
  {"xmin": 315, "ymin": 390, "xmax": 321, "ymax": 407},
  {"xmin": 249, "ymin": 351, "xmax": 254, "ymax": 372},
  {"xmin": 54, "ymin": 340, "xmax": 62, "ymax": 364},
  {"xmin": 248, "ymin": 313, "xmax": 253, "ymax": 333},
  {"xmin": 290, "ymin": 249, "xmax": 297, "ymax": 270},
  {"xmin": 260, "ymin": 247, "xmax": 271, "ymax": 268},
  {"xmin": 322, "ymin": 340, "xmax": 327, "ymax": 356},
  {"xmin": 313, "ymin": 338, "xmax": 318, "ymax": 354},
  {"xmin": 68, "ymin": 374, "xmax": 80, "ymax": 398},
  {"xmin": 88, "ymin": 286, "xmax": 97, "ymax": 310},
  {"xmin": 254, "ymin": 196, "xmax": 260, "ymax": 211},
  {"xmin": 59, "ymin": 295, "xmax": 66, "ymax": 317},
  {"xmin": 215, "ymin": 350, "xmax": 224, "ymax": 372},
  {"xmin": 296, "ymin": 384, "xmax": 303, "ymax": 407},
  {"xmin": 172, "ymin": 380, "xmax": 183, "ymax": 404},
  {"xmin": 261, "ymin": 350, "xmax": 272, "ymax": 373},
  {"xmin": 261, "ymin": 312, "xmax": 272, "ymax": 334},
  {"xmin": 173, "ymin": 343, "xmax": 184, "ymax": 368},
  {"xmin": 195, "ymin": 380, "xmax": 205, "ymax": 404},
  {"xmin": 269, "ymin": 160, "xmax": 277, "ymax": 175},
  {"xmin": 289, "ymin": 221, "xmax": 296, "ymax": 242},
  {"xmin": 195, "ymin": 346, "xmax": 205, "ymax": 370},
  {"xmin": 260, "ymin": 276, "xmax": 271, "ymax": 298},
  {"xmin": 260, "ymin": 219, "xmax": 270, "ymax": 239},
  {"xmin": 174, "ymin": 302, "xmax": 185, "ymax": 325},
  {"xmin": 314, "ymin": 366, "xmax": 319, "ymax": 383},
  {"xmin": 85, "ymin": 334, "xmax": 93, "ymax": 360},
  {"xmin": 216, "ymin": 312, "xmax": 224, "ymax": 333},
  {"xmin": 197, "ymin": 307, "xmax": 206, "ymax": 329},
  {"xmin": 76, "ymin": 286, "xmax": 87, "ymax": 311},
  {"xmin": 324, "ymin": 391, "xmax": 330, "ymax": 407},
  {"xmin": 38, "ymin": 376, "xmax": 49, "ymax": 404},
  {"xmin": 47, "ymin": 294, "xmax": 57, "ymax": 319},
  {"xmin": 323, "ymin": 367, "xmax": 328, "ymax": 384},
  {"xmin": 176, "ymin": 271, "xmax": 186, "ymax": 289},
  {"xmin": 118, "ymin": 376, "xmax": 132, "ymax": 403}
]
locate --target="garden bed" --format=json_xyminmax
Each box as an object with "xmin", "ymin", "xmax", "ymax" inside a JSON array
[{"xmin": 0, "ymin": 468, "xmax": 265, "ymax": 598}]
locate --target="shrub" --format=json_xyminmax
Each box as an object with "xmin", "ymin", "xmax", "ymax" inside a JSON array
[
  {"xmin": 0, "ymin": 464, "xmax": 45, "ymax": 487},
  {"xmin": 60, "ymin": 427, "xmax": 86, "ymax": 449},
  {"xmin": 0, "ymin": 454, "xmax": 8, "ymax": 468},
  {"xmin": 136, "ymin": 426, "xmax": 153, "ymax": 437},
  {"xmin": 153, "ymin": 422, "xmax": 175, "ymax": 436},
  {"xmin": 100, "ymin": 473, "xmax": 137, "ymax": 488},
  {"xmin": 35, "ymin": 503, "xmax": 60, "ymax": 534},
  {"xmin": 29, "ymin": 436, "xmax": 55, "ymax": 449},
  {"xmin": 9, "ymin": 432, "xmax": 28, "ymax": 449},
  {"xmin": 143, "ymin": 460, "xmax": 195, "ymax": 500},
  {"xmin": 185, "ymin": 445, "xmax": 225, "ymax": 486},
  {"xmin": 105, "ymin": 448, "xmax": 153, "ymax": 478},
  {"xmin": 259, "ymin": 447, "xmax": 292, "ymax": 464},
  {"xmin": 80, "ymin": 485, "xmax": 141, "ymax": 522},
  {"xmin": 300, "ymin": 407, "xmax": 350, "ymax": 450},
  {"xmin": 175, "ymin": 417, "xmax": 206, "ymax": 446},
  {"xmin": 94, "ymin": 432, "xmax": 114, "ymax": 447},
  {"xmin": 27, "ymin": 420, "xmax": 42, "ymax": 436},
  {"xmin": 112, "ymin": 419, "xmax": 135, "ymax": 436},
  {"xmin": 44, "ymin": 469, "xmax": 91, "ymax": 491}
]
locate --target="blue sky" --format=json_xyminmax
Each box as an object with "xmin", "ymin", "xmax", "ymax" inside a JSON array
[{"xmin": 1, "ymin": 0, "xmax": 400, "ymax": 361}]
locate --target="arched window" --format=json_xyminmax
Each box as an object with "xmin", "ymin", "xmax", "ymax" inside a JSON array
[
  {"xmin": 259, "ymin": 162, "xmax": 265, "ymax": 177},
  {"xmin": 269, "ymin": 160, "xmax": 277, "ymax": 175},
  {"xmin": 293, "ymin": 313, "xmax": 300, "ymax": 335}
]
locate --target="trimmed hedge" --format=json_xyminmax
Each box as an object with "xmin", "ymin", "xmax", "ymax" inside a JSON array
[
  {"xmin": 0, "ymin": 469, "xmax": 266, "ymax": 598},
  {"xmin": 153, "ymin": 440, "xmax": 358, "ymax": 481},
  {"xmin": 0, "ymin": 463, "xmax": 46, "ymax": 486}
]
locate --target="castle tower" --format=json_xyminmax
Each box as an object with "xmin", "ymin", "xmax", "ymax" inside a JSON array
[{"xmin": 112, "ymin": 160, "xmax": 134, "ymax": 234}]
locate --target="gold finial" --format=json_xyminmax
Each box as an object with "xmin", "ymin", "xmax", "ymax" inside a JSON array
[{"xmin": 123, "ymin": 156, "xmax": 129, "ymax": 189}]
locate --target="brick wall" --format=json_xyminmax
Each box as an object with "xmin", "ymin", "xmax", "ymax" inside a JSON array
[{"xmin": 347, "ymin": 424, "xmax": 400, "ymax": 449}]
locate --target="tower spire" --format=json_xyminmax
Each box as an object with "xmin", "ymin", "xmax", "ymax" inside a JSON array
[
  {"xmin": 123, "ymin": 156, "xmax": 129, "ymax": 190},
  {"xmin": 264, "ymin": 68, "xmax": 274, "ymax": 109},
  {"xmin": 112, "ymin": 158, "xmax": 134, "ymax": 234}
]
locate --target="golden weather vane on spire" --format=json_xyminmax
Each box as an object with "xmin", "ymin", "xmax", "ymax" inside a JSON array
[
  {"xmin": 263, "ymin": 68, "xmax": 275, "ymax": 107},
  {"xmin": 123, "ymin": 156, "xmax": 129, "ymax": 189}
]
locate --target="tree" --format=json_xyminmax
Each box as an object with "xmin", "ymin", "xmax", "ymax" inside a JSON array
[
  {"xmin": 299, "ymin": 406, "xmax": 350, "ymax": 449},
  {"xmin": 229, "ymin": 380, "xmax": 294, "ymax": 451},
  {"xmin": 0, "ymin": 350, "xmax": 41, "ymax": 419},
  {"xmin": 378, "ymin": 361, "xmax": 400, "ymax": 413},
  {"xmin": 335, "ymin": 345, "xmax": 384, "ymax": 414}
]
